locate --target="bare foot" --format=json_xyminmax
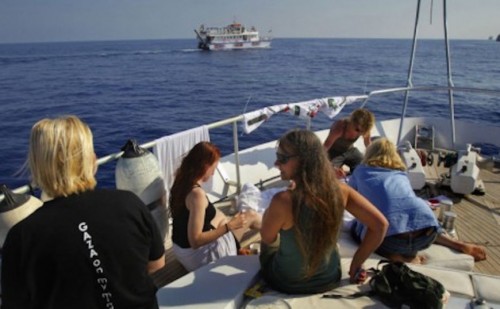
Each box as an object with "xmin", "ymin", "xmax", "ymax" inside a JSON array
[
  {"xmin": 384, "ymin": 253, "xmax": 426, "ymax": 264},
  {"xmin": 412, "ymin": 254, "xmax": 427, "ymax": 264},
  {"xmin": 407, "ymin": 254, "xmax": 427, "ymax": 264},
  {"xmin": 462, "ymin": 244, "xmax": 487, "ymax": 261}
]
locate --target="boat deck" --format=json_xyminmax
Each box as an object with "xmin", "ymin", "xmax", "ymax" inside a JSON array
[
  {"xmin": 151, "ymin": 161, "xmax": 500, "ymax": 288},
  {"xmin": 421, "ymin": 161, "xmax": 500, "ymax": 276}
]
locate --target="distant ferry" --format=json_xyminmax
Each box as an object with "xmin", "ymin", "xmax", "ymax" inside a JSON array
[{"xmin": 194, "ymin": 22, "xmax": 272, "ymax": 51}]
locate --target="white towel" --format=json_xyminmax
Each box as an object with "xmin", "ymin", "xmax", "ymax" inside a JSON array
[
  {"xmin": 172, "ymin": 232, "xmax": 237, "ymax": 272},
  {"xmin": 236, "ymin": 183, "xmax": 287, "ymax": 213},
  {"xmin": 153, "ymin": 125, "xmax": 210, "ymax": 202}
]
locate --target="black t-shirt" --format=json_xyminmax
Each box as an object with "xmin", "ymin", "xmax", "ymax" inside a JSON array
[{"xmin": 1, "ymin": 189, "xmax": 165, "ymax": 309}]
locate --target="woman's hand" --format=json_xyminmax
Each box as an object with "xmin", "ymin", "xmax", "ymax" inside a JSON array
[
  {"xmin": 349, "ymin": 265, "xmax": 367, "ymax": 284},
  {"xmin": 333, "ymin": 167, "xmax": 347, "ymax": 179},
  {"xmin": 227, "ymin": 211, "xmax": 247, "ymax": 231}
]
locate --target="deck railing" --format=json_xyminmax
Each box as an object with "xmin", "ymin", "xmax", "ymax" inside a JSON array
[
  {"xmin": 2, "ymin": 85, "xmax": 500, "ymax": 202},
  {"xmin": 1, "ymin": 114, "xmax": 244, "ymax": 202}
]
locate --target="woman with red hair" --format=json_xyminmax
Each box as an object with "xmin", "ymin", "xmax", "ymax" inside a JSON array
[{"xmin": 170, "ymin": 141, "xmax": 260, "ymax": 271}]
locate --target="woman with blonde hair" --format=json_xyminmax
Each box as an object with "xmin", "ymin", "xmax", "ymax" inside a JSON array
[
  {"xmin": 1, "ymin": 115, "xmax": 165, "ymax": 309},
  {"xmin": 170, "ymin": 141, "xmax": 261, "ymax": 271},
  {"xmin": 260, "ymin": 129, "xmax": 387, "ymax": 294},
  {"xmin": 349, "ymin": 137, "xmax": 486, "ymax": 263}
]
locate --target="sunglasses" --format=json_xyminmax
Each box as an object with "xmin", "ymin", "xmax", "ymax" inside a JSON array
[{"xmin": 276, "ymin": 152, "xmax": 298, "ymax": 164}]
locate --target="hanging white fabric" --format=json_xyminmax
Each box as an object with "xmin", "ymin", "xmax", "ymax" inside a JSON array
[{"xmin": 241, "ymin": 95, "xmax": 366, "ymax": 134}]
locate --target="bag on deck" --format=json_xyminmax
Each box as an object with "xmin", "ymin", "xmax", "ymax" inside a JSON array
[
  {"xmin": 369, "ymin": 260, "xmax": 447, "ymax": 309},
  {"xmin": 322, "ymin": 260, "xmax": 448, "ymax": 308}
]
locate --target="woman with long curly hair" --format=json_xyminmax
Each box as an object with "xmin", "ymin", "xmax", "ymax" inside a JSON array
[
  {"xmin": 170, "ymin": 141, "xmax": 261, "ymax": 271},
  {"xmin": 260, "ymin": 129, "xmax": 387, "ymax": 294}
]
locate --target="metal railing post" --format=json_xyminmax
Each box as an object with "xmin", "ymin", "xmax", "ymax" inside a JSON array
[{"xmin": 232, "ymin": 121, "xmax": 241, "ymax": 194}]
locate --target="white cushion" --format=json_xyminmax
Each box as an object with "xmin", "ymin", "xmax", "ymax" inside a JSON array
[
  {"xmin": 157, "ymin": 255, "xmax": 260, "ymax": 309},
  {"xmin": 419, "ymin": 243, "xmax": 474, "ymax": 271},
  {"xmin": 337, "ymin": 231, "xmax": 384, "ymax": 260},
  {"xmin": 337, "ymin": 230, "xmax": 474, "ymax": 271},
  {"xmin": 409, "ymin": 263, "xmax": 475, "ymax": 297},
  {"xmin": 252, "ymin": 258, "xmax": 500, "ymax": 308},
  {"xmin": 472, "ymin": 274, "xmax": 500, "ymax": 304}
]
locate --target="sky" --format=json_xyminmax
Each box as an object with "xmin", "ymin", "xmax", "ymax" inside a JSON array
[{"xmin": 0, "ymin": 0, "xmax": 499, "ymax": 44}]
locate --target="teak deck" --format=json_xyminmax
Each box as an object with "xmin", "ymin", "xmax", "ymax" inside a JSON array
[
  {"xmin": 152, "ymin": 161, "xmax": 500, "ymax": 288},
  {"xmin": 425, "ymin": 164, "xmax": 500, "ymax": 276}
]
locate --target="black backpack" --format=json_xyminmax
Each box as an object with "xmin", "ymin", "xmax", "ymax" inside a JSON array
[
  {"xmin": 322, "ymin": 260, "xmax": 447, "ymax": 309},
  {"xmin": 369, "ymin": 260, "xmax": 447, "ymax": 309}
]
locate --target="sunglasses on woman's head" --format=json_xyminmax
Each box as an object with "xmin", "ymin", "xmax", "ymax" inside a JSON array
[{"xmin": 276, "ymin": 152, "xmax": 298, "ymax": 164}]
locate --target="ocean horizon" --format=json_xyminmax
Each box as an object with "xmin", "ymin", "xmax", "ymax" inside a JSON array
[
  {"xmin": 0, "ymin": 36, "xmax": 494, "ymax": 45},
  {"xmin": 1, "ymin": 38, "xmax": 499, "ymax": 190}
]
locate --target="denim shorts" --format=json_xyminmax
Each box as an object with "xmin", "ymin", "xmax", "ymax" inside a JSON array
[
  {"xmin": 376, "ymin": 228, "xmax": 438, "ymax": 258},
  {"xmin": 350, "ymin": 221, "xmax": 439, "ymax": 258}
]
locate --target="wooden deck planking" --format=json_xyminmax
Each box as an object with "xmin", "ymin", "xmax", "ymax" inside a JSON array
[
  {"xmin": 151, "ymin": 226, "xmax": 188, "ymax": 288},
  {"xmin": 459, "ymin": 168, "xmax": 500, "ymax": 275},
  {"xmin": 424, "ymin": 161, "xmax": 500, "ymax": 276}
]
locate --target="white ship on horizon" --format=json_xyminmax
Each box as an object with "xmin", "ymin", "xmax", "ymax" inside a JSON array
[{"xmin": 194, "ymin": 22, "xmax": 272, "ymax": 51}]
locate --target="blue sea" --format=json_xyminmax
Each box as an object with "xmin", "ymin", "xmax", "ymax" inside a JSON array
[{"xmin": 1, "ymin": 38, "xmax": 499, "ymax": 191}]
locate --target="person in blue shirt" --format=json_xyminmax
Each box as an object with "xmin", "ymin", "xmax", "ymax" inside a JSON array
[{"xmin": 349, "ymin": 137, "xmax": 486, "ymax": 263}]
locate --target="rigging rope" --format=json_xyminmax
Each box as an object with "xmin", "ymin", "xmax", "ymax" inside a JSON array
[{"xmin": 430, "ymin": 0, "xmax": 434, "ymax": 24}]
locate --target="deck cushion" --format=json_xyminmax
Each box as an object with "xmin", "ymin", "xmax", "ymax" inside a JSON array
[
  {"xmin": 408, "ymin": 263, "xmax": 474, "ymax": 297},
  {"xmin": 337, "ymin": 230, "xmax": 474, "ymax": 271},
  {"xmin": 157, "ymin": 255, "xmax": 260, "ymax": 309},
  {"xmin": 156, "ymin": 254, "xmax": 499, "ymax": 309},
  {"xmin": 418, "ymin": 242, "xmax": 474, "ymax": 271},
  {"xmin": 249, "ymin": 258, "xmax": 491, "ymax": 308},
  {"xmin": 472, "ymin": 274, "xmax": 500, "ymax": 304}
]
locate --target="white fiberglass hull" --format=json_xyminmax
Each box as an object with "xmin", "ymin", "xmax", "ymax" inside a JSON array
[{"xmin": 206, "ymin": 40, "xmax": 271, "ymax": 51}]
